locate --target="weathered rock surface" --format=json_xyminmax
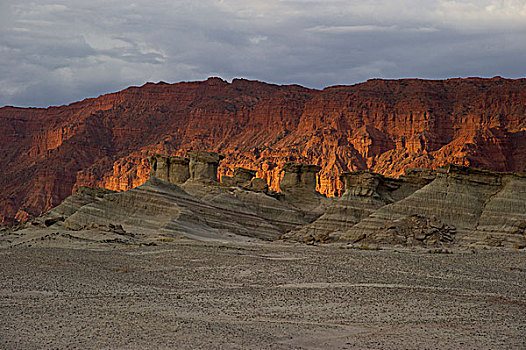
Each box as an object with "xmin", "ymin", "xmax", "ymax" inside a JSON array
[
  {"xmin": 2, "ymin": 164, "xmax": 326, "ymax": 246},
  {"xmin": 148, "ymin": 154, "xmax": 190, "ymax": 184},
  {"xmin": 2, "ymin": 77, "xmax": 526, "ymax": 224},
  {"xmin": 334, "ymin": 164, "xmax": 526, "ymax": 248},
  {"xmin": 282, "ymin": 168, "xmax": 435, "ymax": 243},
  {"xmin": 277, "ymin": 162, "xmax": 329, "ymax": 222},
  {"xmin": 2, "ymin": 162, "xmax": 525, "ymax": 249},
  {"xmin": 187, "ymin": 151, "xmax": 225, "ymax": 183},
  {"xmin": 221, "ymin": 167, "xmax": 257, "ymax": 187}
]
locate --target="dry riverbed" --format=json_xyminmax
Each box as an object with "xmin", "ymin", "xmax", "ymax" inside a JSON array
[{"xmin": 1, "ymin": 241, "xmax": 525, "ymax": 349}]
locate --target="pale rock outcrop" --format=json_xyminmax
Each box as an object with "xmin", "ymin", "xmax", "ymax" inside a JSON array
[
  {"xmin": 278, "ymin": 162, "xmax": 328, "ymax": 222},
  {"xmin": 148, "ymin": 154, "xmax": 190, "ymax": 184},
  {"xmin": 282, "ymin": 169, "xmax": 434, "ymax": 243},
  {"xmin": 335, "ymin": 164, "xmax": 526, "ymax": 247},
  {"xmin": 169, "ymin": 157, "xmax": 191, "ymax": 184},
  {"xmin": 49, "ymin": 177, "xmax": 280, "ymax": 244},
  {"xmin": 187, "ymin": 151, "xmax": 225, "ymax": 183},
  {"xmin": 475, "ymin": 173, "xmax": 526, "ymax": 247},
  {"xmin": 148, "ymin": 155, "xmax": 170, "ymax": 181},
  {"xmin": 231, "ymin": 188, "xmax": 307, "ymax": 231},
  {"xmin": 26, "ymin": 187, "xmax": 115, "ymax": 228},
  {"xmin": 5, "ymin": 156, "xmax": 525, "ymax": 249},
  {"xmin": 279, "ymin": 163, "xmax": 321, "ymax": 194},
  {"xmin": 221, "ymin": 167, "xmax": 269, "ymax": 193}
]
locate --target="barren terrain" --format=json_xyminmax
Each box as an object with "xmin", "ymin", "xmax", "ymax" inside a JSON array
[{"xmin": 1, "ymin": 241, "xmax": 524, "ymax": 349}]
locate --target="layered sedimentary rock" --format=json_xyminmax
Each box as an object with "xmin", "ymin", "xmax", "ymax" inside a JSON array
[
  {"xmin": 279, "ymin": 163, "xmax": 321, "ymax": 194},
  {"xmin": 187, "ymin": 151, "xmax": 225, "ymax": 183},
  {"xmin": 2, "ymin": 164, "xmax": 321, "ymax": 246},
  {"xmin": 282, "ymin": 169, "xmax": 435, "ymax": 242},
  {"xmin": 27, "ymin": 187, "xmax": 115, "ymax": 228},
  {"xmin": 277, "ymin": 162, "xmax": 329, "ymax": 221},
  {"xmin": 148, "ymin": 154, "xmax": 190, "ymax": 184},
  {"xmin": 3, "ymin": 160, "xmax": 525, "ymax": 249},
  {"xmin": 475, "ymin": 173, "xmax": 526, "ymax": 245},
  {"xmin": 335, "ymin": 164, "xmax": 526, "ymax": 247},
  {"xmin": 1, "ymin": 77, "xmax": 526, "ymax": 224}
]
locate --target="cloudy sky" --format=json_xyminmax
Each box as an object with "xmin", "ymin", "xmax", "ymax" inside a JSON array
[{"xmin": 1, "ymin": 0, "xmax": 525, "ymax": 107}]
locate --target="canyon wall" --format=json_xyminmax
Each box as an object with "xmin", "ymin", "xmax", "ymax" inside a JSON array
[{"xmin": 1, "ymin": 77, "xmax": 525, "ymax": 224}]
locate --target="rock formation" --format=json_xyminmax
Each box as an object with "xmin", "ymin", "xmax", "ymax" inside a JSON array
[
  {"xmin": 281, "ymin": 168, "xmax": 435, "ymax": 243},
  {"xmin": 233, "ymin": 167, "xmax": 257, "ymax": 183},
  {"xmin": 221, "ymin": 167, "xmax": 255, "ymax": 185},
  {"xmin": 1, "ymin": 77, "xmax": 526, "ymax": 224},
  {"xmin": 279, "ymin": 163, "xmax": 321, "ymax": 195},
  {"xmin": 334, "ymin": 164, "xmax": 526, "ymax": 248},
  {"xmin": 148, "ymin": 154, "xmax": 190, "ymax": 184},
  {"xmin": 187, "ymin": 151, "xmax": 225, "ymax": 183},
  {"xmin": 2, "ymin": 158, "xmax": 525, "ymax": 249},
  {"xmin": 221, "ymin": 167, "xmax": 269, "ymax": 193}
]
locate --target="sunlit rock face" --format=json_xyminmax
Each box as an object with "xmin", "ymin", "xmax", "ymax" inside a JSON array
[{"xmin": 1, "ymin": 76, "xmax": 526, "ymax": 224}]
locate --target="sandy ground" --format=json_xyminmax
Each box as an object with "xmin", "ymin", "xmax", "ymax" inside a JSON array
[{"xmin": 0, "ymin": 241, "xmax": 525, "ymax": 349}]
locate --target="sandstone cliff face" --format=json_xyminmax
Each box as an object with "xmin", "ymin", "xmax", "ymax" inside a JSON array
[{"xmin": 1, "ymin": 77, "xmax": 526, "ymax": 224}]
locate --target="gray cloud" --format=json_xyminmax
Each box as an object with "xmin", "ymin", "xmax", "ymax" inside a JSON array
[{"xmin": 1, "ymin": 0, "xmax": 525, "ymax": 107}]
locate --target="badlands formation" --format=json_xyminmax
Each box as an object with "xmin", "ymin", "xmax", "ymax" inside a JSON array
[
  {"xmin": 1, "ymin": 151, "xmax": 525, "ymax": 349},
  {"xmin": 1, "ymin": 77, "xmax": 526, "ymax": 225},
  {"xmin": 2, "ymin": 151, "xmax": 525, "ymax": 250}
]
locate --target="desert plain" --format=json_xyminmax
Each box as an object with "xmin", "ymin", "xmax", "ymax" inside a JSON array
[{"xmin": 1, "ymin": 240, "xmax": 524, "ymax": 349}]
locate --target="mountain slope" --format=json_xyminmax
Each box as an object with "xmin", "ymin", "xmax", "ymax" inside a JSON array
[{"xmin": 1, "ymin": 76, "xmax": 525, "ymax": 224}]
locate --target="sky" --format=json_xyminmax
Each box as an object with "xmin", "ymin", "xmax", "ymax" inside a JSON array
[{"xmin": 1, "ymin": 0, "xmax": 526, "ymax": 107}]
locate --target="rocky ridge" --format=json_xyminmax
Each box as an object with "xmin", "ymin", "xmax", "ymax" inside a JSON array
[
  {"xmin": 2, "ymin": 153, "xmax": 525, "ymax": 249},
  {"xmin": 1, "ymin": 77, "xmax": 526, "ymax": 224}
]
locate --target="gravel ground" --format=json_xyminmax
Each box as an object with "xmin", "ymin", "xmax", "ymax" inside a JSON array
[{"xmin": 0, "ymin": 241, "xmax": 525, "ymax": 349}]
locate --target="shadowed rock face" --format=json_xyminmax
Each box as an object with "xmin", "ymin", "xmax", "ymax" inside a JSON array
[
  {"xmin": 148, "ymin": 155, "xmax": 190, "ymax": 184},
  {"xmin": 169, "ymin": 157, "xmax": 191, "ymax": 184},
  {"xmin": 334, "ymin": 164, "xmax": 526, "ymax": 248},
  {"xmin": 187, "ymin": 151, "xmax": 225, "ymax": 183},
  {"xmin": 220, "ymin": 167, "xmax": 269, "ymax": 193},
  {"xmin": 3, "ymin": 162, "xmax": 525, "ymax": 249},
  {"xmin": 247, "ymin": 178, "xmax": 268, "ymax": 192},
  {"xmin": 280, "ymin": 163, "xmax": 322, "ymax": 194},
  {"xmin": 281, "ymin": 169, "xmax": 434, "ymax": 243},
  {"xmin": 221, "ymin": 167, "xmax": 257, "ymax": 187},
  {"xmin": 233, "ymin": 167, "xmax": 257, "ymax": 182}
]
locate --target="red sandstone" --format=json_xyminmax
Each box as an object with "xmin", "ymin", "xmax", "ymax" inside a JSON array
[{"xmin": 1, "ymin": 77, "xmax": 525, "ymax": 224}]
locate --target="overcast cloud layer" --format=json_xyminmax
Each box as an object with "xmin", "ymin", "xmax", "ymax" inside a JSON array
[{"xmin": 1, "ymin": 0, "xmax": 526, "ymax": 107}]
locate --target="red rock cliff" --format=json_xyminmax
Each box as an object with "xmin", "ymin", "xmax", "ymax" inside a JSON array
[{"xmin": 1, "ymin": 77, "xmax": 525, "ymax": 224}]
